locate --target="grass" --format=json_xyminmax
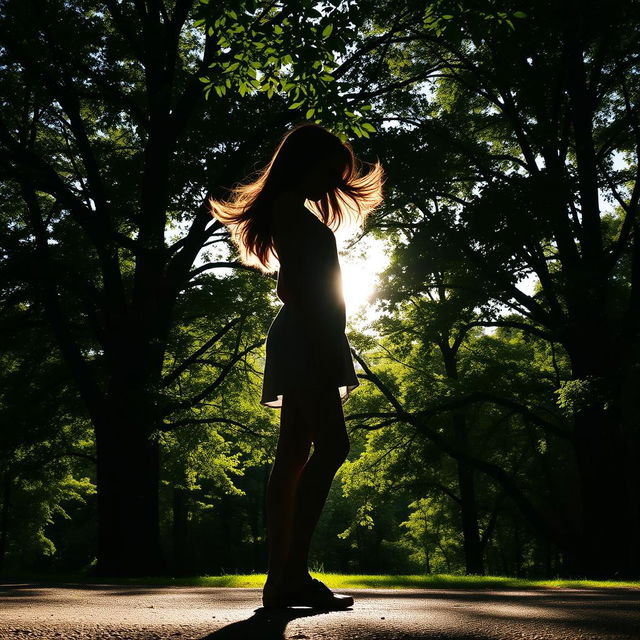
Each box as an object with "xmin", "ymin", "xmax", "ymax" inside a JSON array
[{"xmin": 1, "ymin": 572, "xmax": 639, "ymax": 590}]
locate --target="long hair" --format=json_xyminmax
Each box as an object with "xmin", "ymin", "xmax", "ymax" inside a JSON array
[{"xmin": 208, "ymin": 122, "xmax": 384, "ymax": 274}]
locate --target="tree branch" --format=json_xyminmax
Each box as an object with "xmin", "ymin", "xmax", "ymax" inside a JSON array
[
  {"xmin": 162, "ymin": 339, "xmax": 265, "ymax": 415},
  {"xmin": 161, "ymin": 316, "xmax": 242, "ymax": 387},
  {"xmin": 460, "ymin": 320, "xmax": 553, "ymax": 341},
  {"xmin": 188, "ymin": 261, "xmax": 263, "ymax": 279},
  {"xmin": 351, "ymin": 348, "xmax": 564, "ymax": 544},
  {"xmin": 160, "ymin": 416, "xmax": 268, "ymax": 438}
]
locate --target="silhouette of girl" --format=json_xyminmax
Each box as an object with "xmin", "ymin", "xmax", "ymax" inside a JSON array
[{"xmin": 209, "ymin": 122, "xmax": 383, "ymax": 609}]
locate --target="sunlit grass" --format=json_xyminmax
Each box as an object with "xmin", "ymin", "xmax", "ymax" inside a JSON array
[{"xmin": 3, "ymin": 572, "xmax": 639, "ymax": 589}]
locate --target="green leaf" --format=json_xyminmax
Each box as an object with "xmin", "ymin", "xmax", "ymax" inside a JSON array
[
  {"xmin": 322, "ymin": 24, "xmax": 333, "ymax": 39},
  {"xmin": 305, "ymin": 107, "xmax": 315, "ymax": 118},
  {"xmin": 198, "ymin": 76, "xmax": 209, "ymax": 83},
  {"xmin": 289, "ymin": 101, "xmax": 305, "ymax": 109},
  {"xmin": 513, "ymin": 10, "xmax": 527, "ymax": 18},
  {"xmin": 223, "ymin": 62, "xmax": 240, "ymax": 73},
  {"xmin": 274, "ymin": 24, "xmax": 283, "ymax": 35},
  {"xmin": 361, "ymin": 122, "xmax": 376, "ymax": 132}
]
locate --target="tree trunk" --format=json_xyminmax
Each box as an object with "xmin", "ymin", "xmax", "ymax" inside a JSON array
[
  {"xmin": 93, "ymin": 374, "xmax": 165, "ymax": 577},
  {"xmin": 572, "ymin": 403, "xmax": 640, "ymax": 578},
  {"xmin": 441, "ymin": 343, "xmax": 485, "ymax": 575},
  {"xmin": 172, "ymin": 485, "xmax": 189, "ymax": 575},
  {"xmin": 499, "ymin": 533, "xmax": 509, "ymax": 575},
  {"xmin": 513, "ymin": 519, "xmax": 522, "ymax": 577},
  {"xmin": 565, "ymin": 334, "xmax": 640, "ymax": 578},
  {"xmin": 438, "ymin": 542, "xmax": 452, "ymax": 573},
  {"xmin": 0, "ymin": 472, "xmax": 11, "ymax": 571},
  {"xmin": 454, "ymin": 413, "xmax": 485, "ymax": 575}
]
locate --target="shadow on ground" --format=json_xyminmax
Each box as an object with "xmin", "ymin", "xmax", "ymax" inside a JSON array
[{"xmin": 200, "ymin": 606, "xmax": 345, "ymax": 639}]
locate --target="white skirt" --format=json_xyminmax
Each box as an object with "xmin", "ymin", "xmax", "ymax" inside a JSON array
[{"xmin": 260, "ymin": 304, "xmax": 360, "ymax": 409}]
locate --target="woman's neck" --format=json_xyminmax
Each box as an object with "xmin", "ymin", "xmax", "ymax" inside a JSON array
[{"xmin": 275, "ymin": 188, "xmax": 307, "ymax": 207}]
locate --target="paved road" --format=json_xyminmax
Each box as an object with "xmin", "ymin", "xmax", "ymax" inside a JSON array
[{"xmin": 0, "ymin": 583, "xmax": 638, "ymax": 640}]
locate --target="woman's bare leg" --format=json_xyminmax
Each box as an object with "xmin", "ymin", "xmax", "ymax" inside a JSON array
[
  {"xmin": 281, "ymin": 385, "xmax": 350, "ymax": 584},
  {"xmin": 264, "ymin": 390, "xmax": 312, "ymax": 587}
]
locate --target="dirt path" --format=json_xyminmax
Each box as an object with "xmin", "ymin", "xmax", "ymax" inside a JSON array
[{"xmin": 1, "ymin": 582, "xmax": 638, "ymax": 639}]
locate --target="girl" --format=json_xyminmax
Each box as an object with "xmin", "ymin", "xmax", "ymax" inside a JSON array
[{"xmin": 209, "ymin": 122, "xmax": 383, "ymax": 609}]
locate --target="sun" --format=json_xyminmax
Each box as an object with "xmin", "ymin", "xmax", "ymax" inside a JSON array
[{"xmin": 337, "ymin": 235, "xmax": 389, "ymax": 324}]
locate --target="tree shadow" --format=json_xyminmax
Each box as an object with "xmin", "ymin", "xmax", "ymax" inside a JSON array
[{"xmin": 200, "ymin": 604, "xmax": 352, "ymax": 639}]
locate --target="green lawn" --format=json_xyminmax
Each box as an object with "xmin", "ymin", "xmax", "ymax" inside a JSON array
[{"xmin": 2, "ymin": 572, "xmax": 639, "ymax": 590}]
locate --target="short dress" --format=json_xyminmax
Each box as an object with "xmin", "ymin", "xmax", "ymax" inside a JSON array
[{"xmin": 260, "ymin": 208, "xmax": 360, "ymax": 409}]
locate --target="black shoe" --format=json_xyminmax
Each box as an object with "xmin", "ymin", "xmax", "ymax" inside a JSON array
[{"xmin": 263, "ymin": 577, "xmax": 353, "ymax": 610}]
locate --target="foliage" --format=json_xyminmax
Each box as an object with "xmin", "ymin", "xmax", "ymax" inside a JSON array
[
  {"xmin": 1, "ymin": 0, "xmax": 639, "ymax": 578},
  {"xmin": 195, "ymin": 0, "xmax": 376, "ymax": 138}
]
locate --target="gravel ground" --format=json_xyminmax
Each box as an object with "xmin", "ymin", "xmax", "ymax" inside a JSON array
[{"xmin": 0, "ymin": 582, "xmax": 638, "ymax": 640}]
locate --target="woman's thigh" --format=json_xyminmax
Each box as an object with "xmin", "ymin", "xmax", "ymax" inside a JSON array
[
  {"xmin": 282, "ymin": 383, "xmax": 348, "ymax": 454},
  {"xmin": 276, "ymin": 390, "xmax": 312, "ymax": 464}
]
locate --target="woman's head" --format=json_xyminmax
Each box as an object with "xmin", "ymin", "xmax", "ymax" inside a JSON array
[{"xmin": 209, "ymin": 122, "xmax": 384, "ymax": 273}]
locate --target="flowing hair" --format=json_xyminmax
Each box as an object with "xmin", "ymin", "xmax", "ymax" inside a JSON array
[{"xmin": 208, "ymin": 122, "xmax": 384, "ymax": 274}]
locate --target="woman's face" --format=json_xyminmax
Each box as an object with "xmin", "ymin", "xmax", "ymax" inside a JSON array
[{"xmin": 299, "ymin": 152, "xmax": 347, "ymax": 201}]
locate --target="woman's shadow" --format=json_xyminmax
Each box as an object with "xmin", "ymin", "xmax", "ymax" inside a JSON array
[{"xmin": 200, "ymin": 604, "xmax": 352, "ymax": 639}]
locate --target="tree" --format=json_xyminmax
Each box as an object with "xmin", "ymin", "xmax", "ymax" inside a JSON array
[
  {"xmin": 0, "ymin": 0, "xmax": 372, "ymax": 575},
  {"xmin": 344, "ymin": 0, "xmax": 640, "ymax": 576}
]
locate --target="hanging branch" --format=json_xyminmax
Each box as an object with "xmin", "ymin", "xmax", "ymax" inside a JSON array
[{"xmin": 161, "ymin": 316, "xmax": 243, "ymax": 387}]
